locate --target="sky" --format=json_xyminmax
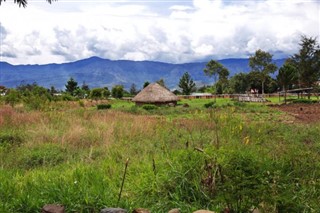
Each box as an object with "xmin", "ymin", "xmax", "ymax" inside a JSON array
[{"xmin": 0, "ymin": 0, "xmax": 319, "ymax": 65}]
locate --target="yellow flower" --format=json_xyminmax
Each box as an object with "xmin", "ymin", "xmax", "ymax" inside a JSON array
[{"xmin": 244, "ymin": 136, "xmax": 250, "ymax": 145}]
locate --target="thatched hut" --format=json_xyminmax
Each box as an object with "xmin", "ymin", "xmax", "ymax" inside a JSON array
[{"xmin": 132, "ymin": 83, "xmax": 179, "ymax": 106}]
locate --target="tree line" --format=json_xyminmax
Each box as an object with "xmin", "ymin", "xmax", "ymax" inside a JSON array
[
  {"xmin": 200, "ymin": 35, "xmax": 320, "ymax": 102},
  {"xmin": 0, "ymin": 35, "xmax": 319, "ymax": 108}
]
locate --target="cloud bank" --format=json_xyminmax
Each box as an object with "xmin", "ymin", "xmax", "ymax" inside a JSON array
[{"xmin": 0, "ymin": 0, "xmax": 319, "ymax": 65}]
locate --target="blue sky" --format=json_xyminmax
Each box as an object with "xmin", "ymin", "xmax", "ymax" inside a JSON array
[{"xmin": 0, "ymin": 0, "xmax": 319, "ymax": 65}]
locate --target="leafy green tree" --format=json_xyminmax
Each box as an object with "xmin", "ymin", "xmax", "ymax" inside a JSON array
[
  {"xmin": 229, "ymin": 72, "xmax": 249, "ymax": 94},
  {"xmin": 0, "ymin": 0, "xmax": 56, "ymax": 7},
  {"xmin": 291, "ymin": 35, "xmax": 320, "ymax": 96},
  {"xmin": 196, "ymin": 85, "xmax": 210, "ymax": 93},
  {"xmin": 246, "ymin": 71, "xmax": 277, "ymax": 94},
  {"xmin": 111, "ymin": 85, "xmax": 124, "ymax": 99},
  {"xmin": 143, "ymin": 81, "xmax": 150, "ymax": 88},
  {"xmin": 90, "ymin": 88, "xmax": 104, "ymax": 101},
  {"xmin": 249, "ymin": 49, "xmax": 277, "ymax": 96},
  {"xmin": 65, "ymin": 77, "xmax": 79, "ymax": 96},
  {"xmin": 178, "ymin": 72, "xmax": 196, "ymax": 95},
  {"xmin": 204, "ymin": 60, "xmax": 229, "ymax": 101},
  {"xmin": 130, "ymin": 83, "xmax": 138, "ymax": 96},
  {"xmin": 4, "ymin": 89, "xmax": 20, "ymax": 107},
  {"xmin": 277, "ymin": 61, "xmax": 298, "ymax": 104},
  {"xmin": 90, "ymin": 87, "xmax": 110, "ymax": 100},
  {"xmin": 16, "ymin": 82, "xmax": 38, "ymax": 95}
]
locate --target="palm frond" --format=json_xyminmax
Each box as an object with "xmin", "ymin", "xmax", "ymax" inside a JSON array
[{"xmin": 0, "ymin": 0, "xmax": 57, "ymax": 7}]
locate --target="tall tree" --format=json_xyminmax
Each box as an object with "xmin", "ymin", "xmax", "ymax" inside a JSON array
[
  {"xmin": 204, "ymin": 60, "xmax": 229, "ymax": 102},
  {"xmin": 130, "ymin": 83, "xmax": 138, "ymax": 96},
  {"xmin": 156, "ymin": 79, "xmax": 167, "ymax": 88},
  {"xmin": 0, "ymin": 0, "xmax": 56, "ymax": 7},
  {"xmin": 178, "ymin": 72, "xmax": 196, "ymax": 95},
  {"xmin": 229, "ymin": 72, "xmax": 249, "ymax": 94},
  {"xmin": 90, "ymin": 88, "xmax": 109, "ymax": 101},
  {"xmin": 291, "ymin": 35, "xmax": 320, "ymax": 94},
  {"xmin": 277, "ymin": 61, "xmax": 298, "ymax": 104},
  {"xmin": 81, "ymin": 81, "xmax": 90, "ymax": 92},
  {"xmin": 111, "ymin": 85, "xmax": 124, "ymax": 99},
  {"xmin": 249, "ymin": 49, "xmax": 277, "ymax": 96},
  {"xmin": 65, "ymin": 77, "xmax": 79, "ymax": 96}
]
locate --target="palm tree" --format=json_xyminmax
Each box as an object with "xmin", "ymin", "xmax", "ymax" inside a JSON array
[{"xmin": 0, "ymin": 0, "xmax": 56, "ymax": 7}]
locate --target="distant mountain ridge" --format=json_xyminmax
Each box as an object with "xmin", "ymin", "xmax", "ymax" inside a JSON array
[{"xmin": 0, "ymin": 57, "xmax": 286, "ymax": 90}]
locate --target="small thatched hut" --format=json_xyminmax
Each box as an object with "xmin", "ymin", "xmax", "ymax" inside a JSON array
[{"xmin": 132, "ymin": 83, "xmax": 179, "ymax": 106}]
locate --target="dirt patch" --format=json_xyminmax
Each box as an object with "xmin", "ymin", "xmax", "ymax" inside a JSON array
[{"xmin": 271, "ymin": 103, "xmax": 320, "ymax": 123}]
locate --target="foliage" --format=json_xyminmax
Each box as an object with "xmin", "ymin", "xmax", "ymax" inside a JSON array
[
  {"xmin": 4, "ymin": 89, "xmax": 21, "ymax": 107},
  {"xmin": 142, "ymin": 104, "xmax": 157, "ymax": 110},
  {"xmin": 90, "ymin": 88, "xmax": 110, "ymax": 100},
  {"xmin": 204, "ymin": 101, "xmax": 216, "ymax": 108},
  {"xmin": 0, "ymin": 0, "xmax": 56, "ymax": 7},
  {"xmin": 277, "ymin": 61, "xmax": 298, "ymax": 103},
  {"xmin": 111, "ymin": 85, "xmax": 124, "ymax": 99},
  {"xmin": 130, "ymin": 84, "xmax": 138, "ymax": 96},
  {"xmin": 61, "ymin": 93, "xmax": 76, "ymax": 101},
  {"xmin": 249, "ymin": 49, "xmax": 278, "ymax": 94},
  {"xmin": 143, "ymin": 81, "xmax": 150, "ymax": 88},
  {"xmin": 49, "ymin": 85, "xmax": 58, "ymax": 95},
  {"xmin": 228, "ymin": 72, "xmax": 249, "ymax": 94},
  {"xmin": 65, "ymin": 77, "xmax": 79, "ymax": 96},
  {"xmin": 204, "ymin": 60, "xmax": 230, "ymax": 99},
  {"xmin": 291, "ymin": 99, "xmax": 318, "ymax": 104},
  {"xmin": 156, "ymin": 78, "xmax": 167, "ymax": 88},
  {"xmin": 291, "ymin": 35, "xmax": 320, "ymax": 89},
  {"xmin": 97, "ymin": 104, "xmax": 111, "ymax": 110},
  {"xmin": 81, "ymin": 82, "xmax": 90, "ymax": 92},
  {"xmin": 178, "ymin": 72, "xmax": 196, "ymax": 95},
  {"xmin": 0, "ymin": 98, "xmax": 319, "ymax": 212}
]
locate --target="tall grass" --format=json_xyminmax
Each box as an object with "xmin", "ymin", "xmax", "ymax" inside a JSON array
[{"xmin": 0, "ymin": 101, "xmax": 319, "ymax": 212}]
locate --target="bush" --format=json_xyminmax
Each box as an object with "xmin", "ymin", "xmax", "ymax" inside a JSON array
[
  {"xmin": 0, "ymin": 132, "xmax": 23, "ymax": 146},
  {"xmin": 142, "ymin": 104, "xmax": 157, "ymax": 110},
  {"xmin": 204, "ymin": 101, "xmax": 216, "ymax": 108},
  {"xmin": 233, "ymin": 101, "xmax": 246, "ymax": 107},
  {"xmin": 61, "ymin": 94, "xmax": 76, "ymax": 101},
  {"xmin": 97, "ymin": 104, "xmax": 111, "ymax": 110},
  {"xmin": 292, "ymin": 99, "xmax": 318, "ymax": 104}
]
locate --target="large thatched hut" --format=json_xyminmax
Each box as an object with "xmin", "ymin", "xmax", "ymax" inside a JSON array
[{"xmin": 132, "ymin": 83, "xmax": 179, "ymax": 106}]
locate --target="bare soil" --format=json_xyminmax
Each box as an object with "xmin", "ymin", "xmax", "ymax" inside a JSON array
[{"xmin": 271, "ymin": 103, "xmax": 320, "ymax": 123}]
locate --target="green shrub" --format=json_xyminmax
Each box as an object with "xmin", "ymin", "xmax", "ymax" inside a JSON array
[
  {"xmin": 292, "ymin": 99, "xmax": 318, "ymax": 104},
  {"xmin": 97, "ymin": 104, "xmax": 111, "ymax": 110},
  {"xmin": 204, "ymin": 101, "xmax": 215, "ymax": 108},
  {"xmin": 233, "ymin": 101, "xmax": 246, "ymax": 107},
  {"xmin": 61, "ymin": 94, "xmax": 76, "ymax": 101},
  {"xmin": 142, "ymin": 104, "xmax": 157, "ymax": 110},
  {"xmin": 0, "ymin": 132, "xmax": 23, "ymax": 146}
]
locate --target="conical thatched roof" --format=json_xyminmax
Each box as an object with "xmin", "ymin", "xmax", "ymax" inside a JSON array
[{"xmin": 132, "ymin": 83, "xmax": 179, "ymax": 103}]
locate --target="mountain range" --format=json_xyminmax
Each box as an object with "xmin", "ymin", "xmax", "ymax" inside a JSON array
[{"xmin": 0, "ymin": 57, "xmax": 286, "ymax": 90}]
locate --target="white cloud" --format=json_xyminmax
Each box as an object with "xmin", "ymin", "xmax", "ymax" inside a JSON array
[{"xmin": 0, "ymin": 0, "xmax": 319, "ymax": 64}]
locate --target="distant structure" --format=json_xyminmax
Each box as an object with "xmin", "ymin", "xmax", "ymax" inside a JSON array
[{"xmin": 132, "ymin": 83, "xmax": 179, "ymax": 106}]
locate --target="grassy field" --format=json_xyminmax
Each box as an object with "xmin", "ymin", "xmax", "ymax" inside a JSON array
[{"xmin": 0, "ymin": 98, "xmax": 319, "ymax": 212}]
